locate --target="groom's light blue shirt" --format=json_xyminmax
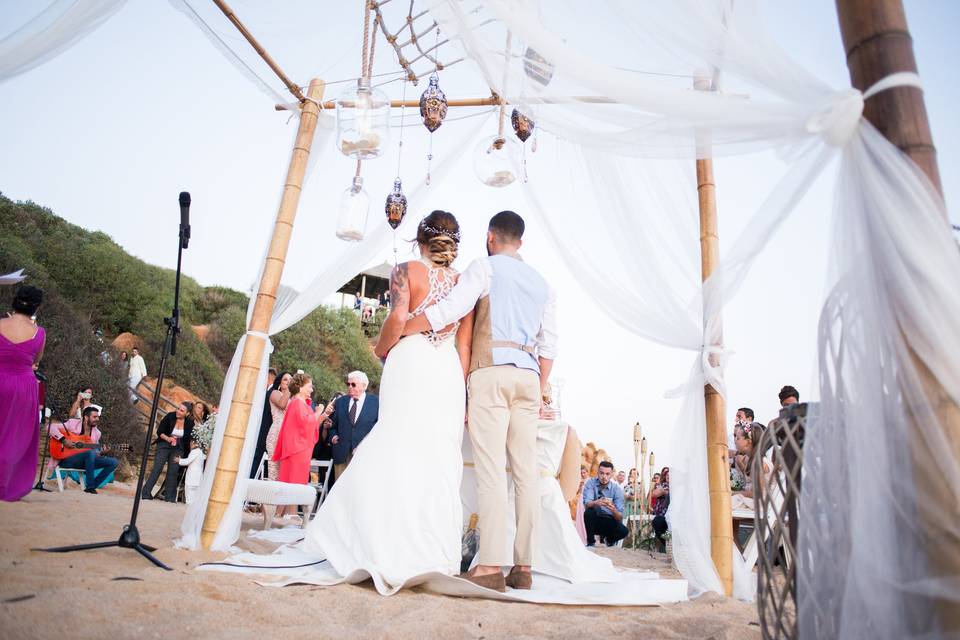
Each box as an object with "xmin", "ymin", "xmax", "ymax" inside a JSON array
[{"xmin": 424, "ymin": 254, "xmax": 558, "ymax": 373}]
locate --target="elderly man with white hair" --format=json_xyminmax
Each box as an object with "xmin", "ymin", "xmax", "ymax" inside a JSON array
[{"xmin": 328, "ymin": 370, "xmax": 379, "ymax": 478}]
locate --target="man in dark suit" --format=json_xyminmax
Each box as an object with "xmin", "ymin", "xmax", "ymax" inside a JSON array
[{"xmin": 328, "ymin": 371, "xmax": 379, "ymax": 479}]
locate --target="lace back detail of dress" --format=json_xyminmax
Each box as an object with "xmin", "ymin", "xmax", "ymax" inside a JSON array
[{"xmin": 409, "ymin": 262, "xmax": 460, "ymax": 346}]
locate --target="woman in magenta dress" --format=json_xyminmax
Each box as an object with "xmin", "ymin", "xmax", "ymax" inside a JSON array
[
  {"xmin": 272, "ymin": 372, "xmax": 324, "ymax": 519},
  {"xmin": 0, "ymin": 286, "xmax": 45, "ymax": 502}
]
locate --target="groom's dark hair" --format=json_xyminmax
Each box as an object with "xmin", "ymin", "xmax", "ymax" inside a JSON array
[{"xmin": 488, "ymin": 210, "xmax": 525, "ymax": 242}]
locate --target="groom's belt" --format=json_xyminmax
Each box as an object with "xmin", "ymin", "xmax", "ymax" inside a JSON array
[{"xmin": 490, "ymin": 340, "xmax": 536, "ymax": 355}]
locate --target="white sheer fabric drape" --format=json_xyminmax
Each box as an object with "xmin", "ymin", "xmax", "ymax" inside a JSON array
[
  {"xmin": 0, "ymin": 0, "xmax": 126, "ymax": 83},
  {"xmin": 426, "ymin": 0, "xmax": 960, "ymax": 627}
]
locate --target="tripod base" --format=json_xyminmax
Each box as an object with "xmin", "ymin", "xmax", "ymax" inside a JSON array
[
  {"xmin": 38, "ymin": 524, "xmax": 172, "ymax": 571},
  {"xmin": 32, "ymin": 481, "xmax": 53, "ymax": 492}
]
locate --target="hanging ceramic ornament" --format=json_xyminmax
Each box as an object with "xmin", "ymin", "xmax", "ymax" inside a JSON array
[
  {"xmin": 511, "ymin": 106, "xmax": 536, "ymax": 182},
  {"xmin": 511, "ymin": 107, "xmax": 535, "ymax": 142},
  {"xmin": 335, "ymin": 176, "xmax": 369, "ymax": 242},
  {"xmin": 384, "ymin": 178, "xmax": 408, "ymax": 229},
  {"xmin": 473, "ymin": 135, "xmax": 520, "ymax": 188},
  {"xmin": 419, "ymin": 73, "xmax": 448, "ymax": 132},
  {"xmin": 336, "ymin": 78, "xmax": 391, "ymax": 159},
  {"xmin": 523, "ymin": 47, "xmax": 554, "ymax": 87}
]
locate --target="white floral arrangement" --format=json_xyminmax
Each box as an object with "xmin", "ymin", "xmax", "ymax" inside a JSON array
[{"xmin": 194, "ymin": 412, "xmax": 217, "ymax": 454}]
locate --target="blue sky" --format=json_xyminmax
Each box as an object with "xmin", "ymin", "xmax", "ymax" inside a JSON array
[{"xmin": 1, "ymin": 0, "xmax": 957, "ymax": 470}]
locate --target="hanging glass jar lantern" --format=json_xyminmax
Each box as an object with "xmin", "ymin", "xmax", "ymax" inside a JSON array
[
  {"xmin": 335, "ymin": 176, "xmax": 369, "ymax": 242},
  {"xmin": 523, "ymin": 47, "xmax": 554, "ymax": 87},
  {"xmin": 473, "ymin": 135, "xmax": 520, "ymax": 188},
  {"xmin": 384, "ymin": 178, "xmax": 407, "ymax": 229},
  {"xmin": 419, "ymin": 73, "xmax": 448, "ymax": 132},
  {"xmin": 336, "ymin": 78, "xmax": 391, "ymax": 160}
]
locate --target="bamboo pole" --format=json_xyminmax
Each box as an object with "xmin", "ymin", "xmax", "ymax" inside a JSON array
[
  {"xmin": 694, "ymin": 71, "xmax": 734, "ymax": 597},
  {"xmin": 199, "ymin": 78, "xmax": 325, "ymax": 550},
  {"xmin": 836, "ymin": 1, "xmax": 958, "ymax": 632}
]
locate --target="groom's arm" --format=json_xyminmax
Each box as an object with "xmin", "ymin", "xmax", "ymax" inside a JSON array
[
  {"xmin": 402, "ymin": 258, "xmax": 490, "ymax": 335},
  {"xmin": 535, "ymin": 285, "xmax": 559, "ymax": 397}
]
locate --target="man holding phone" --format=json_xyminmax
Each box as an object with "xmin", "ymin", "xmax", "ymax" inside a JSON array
[{"xmin": 582, "ymin": 460, "xmax": 629, "ymax": 547}]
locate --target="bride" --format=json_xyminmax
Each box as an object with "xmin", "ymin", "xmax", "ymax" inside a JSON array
[{"xmin": 273, "ymin": 210, "xmax": 471, "ymax": 594}]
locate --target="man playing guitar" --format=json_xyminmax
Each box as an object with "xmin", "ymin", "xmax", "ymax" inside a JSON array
[{"xmin": 50, "ymin": 406, "xmax": 118, "ymax": 494}]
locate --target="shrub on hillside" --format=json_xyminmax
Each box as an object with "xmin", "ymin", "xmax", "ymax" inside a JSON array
[
  {"xmin": 272, "ymin": 307, "xmax": 382, "ymax": 400},
  {"xmin": 1, "ymin": 193, "xmax": 382, "ymax": 407}
]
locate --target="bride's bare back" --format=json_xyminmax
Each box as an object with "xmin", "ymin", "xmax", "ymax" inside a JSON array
[{"xmin": 374, "ymin": 257, "xmax": 466, "ymax": 360}]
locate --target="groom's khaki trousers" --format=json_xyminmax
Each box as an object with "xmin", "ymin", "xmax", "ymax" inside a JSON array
[{"xmin": 467, "ymin": 365, "xmax": 540, "ymax": 567}]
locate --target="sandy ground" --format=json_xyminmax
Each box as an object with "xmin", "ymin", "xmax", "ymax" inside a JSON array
[{"xmin": 0, "ymin": 483, "xmax": 761, "ymax": 640}]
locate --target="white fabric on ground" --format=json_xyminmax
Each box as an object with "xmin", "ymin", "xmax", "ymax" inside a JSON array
[{"xmin": 203, "ymin": 417, "xmax": 688, "ymax": 605}]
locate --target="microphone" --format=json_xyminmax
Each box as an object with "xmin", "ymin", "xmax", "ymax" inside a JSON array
[{"xmin": 179, "ymin": 191, "xmax": 191, "ymax": 249}]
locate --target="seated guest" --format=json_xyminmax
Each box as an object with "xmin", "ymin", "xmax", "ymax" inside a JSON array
[
  {"xmin": 647, "ymin": 472, "xmax": 661, "ymax": 511},
  {"xmin": 176, "ymin": 436, "xmax": 205, "ymax": 505},
  {"xmin": 732, "ymin": 422, "xmax": 770, "ymax": 504},
  {"xmin": 50, "ymin": 406, "xmax": 118, "ymax": 494},
  {"xmin": 141, "ymin": 402, "xmax": 194, "ymax": 502},
  {"xmin": 729, "ymin": 406, "xmax": 754, "ymax": 457},
  {"xmin": 615, "ymin": 469, "xmax": 627, "ymax": 488},
  {"xmin": 582, "ymin": 460, "xmax": 628, "ymax": 547},
  {"xmin": 651, "ymin": 467, "xmax": 670, "ymax": 552}
]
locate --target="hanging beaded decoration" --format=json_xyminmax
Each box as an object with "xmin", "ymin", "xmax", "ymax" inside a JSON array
[
  {"xmin": 385, "ymin": 179, "xmax": 408, "ymax": 230},
  {"xmin": 420, "ymin": 28, "xmax": 446, "ymax": 185},
  {"xmin": 386, "ymin": 80, "xmax": 410, "ymax": 263},
  {"xmin": 511, "ymin": 107, "xmax": 535, "ymax": 182}
]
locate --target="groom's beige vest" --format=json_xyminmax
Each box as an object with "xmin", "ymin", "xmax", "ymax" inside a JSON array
[{"xmin": 467, "ymin": 255, "xmax": 547, "ymax": 374}]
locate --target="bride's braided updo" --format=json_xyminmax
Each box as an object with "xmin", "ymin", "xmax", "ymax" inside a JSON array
[{"xmin": 416, "ymin": 210, "xmax": 460, "ymax": 268}]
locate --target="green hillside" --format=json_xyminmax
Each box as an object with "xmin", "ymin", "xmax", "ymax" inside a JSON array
[{"xmin": 0, "ymin": 193, "xmax": 381, "ymax": 449}]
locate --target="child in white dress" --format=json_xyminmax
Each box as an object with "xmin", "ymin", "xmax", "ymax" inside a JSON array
[{"xmin": 177, "ymin": 437, "xmax": 205, "ymax": 505}]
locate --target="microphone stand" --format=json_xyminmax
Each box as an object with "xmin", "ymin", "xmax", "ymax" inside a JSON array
[
  {"xmin": 38, "ymin": 193, "xmax": 191, "ymax": 570},
  {"xmin": 32, "ymin": 374, "xmax": 53, "ymax": 492}
]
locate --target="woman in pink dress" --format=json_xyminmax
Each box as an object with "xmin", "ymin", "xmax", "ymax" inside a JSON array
[
  {"xmin": 0, "ymin": 286, "xmax": 45, "ymax": 502},
  {"xmin": 272, "ymin": 372, "xmax": 324, "ymax": 520}
]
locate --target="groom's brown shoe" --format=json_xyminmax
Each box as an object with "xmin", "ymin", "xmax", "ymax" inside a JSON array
[
  {"xmin": 461, "ymin": 571, "xmax": 506, "ymax": 593},
  {"xmin": 505, "ymin": 567, "xmax": 532, "ymax": 590}
]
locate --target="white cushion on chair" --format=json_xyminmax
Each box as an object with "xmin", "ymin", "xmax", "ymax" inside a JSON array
[{"xmin": 245, "ymin": 479, "xmax": 316, "ymax": 506}]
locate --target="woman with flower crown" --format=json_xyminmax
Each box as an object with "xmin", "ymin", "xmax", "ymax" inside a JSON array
[{"xmin": 225, "ymin": 211, "xmax": 471, "ymax": 595}]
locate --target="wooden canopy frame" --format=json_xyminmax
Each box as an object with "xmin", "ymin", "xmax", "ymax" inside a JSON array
[{"xmin": 198, "ymin": 2, "xmax": 953, "ymax": 620}]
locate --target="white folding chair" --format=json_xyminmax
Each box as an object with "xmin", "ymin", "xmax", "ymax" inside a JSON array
[
  {"xmin": 254, "ymin": 452, "xmax": 268, "ymax": 481},
  {"xmin": 53, "ymin": 464, "xmax": 85, "ymax": 492},
  {"xmin": 309, "ymin": 459, "xmax": 334, "ymax": 517}
]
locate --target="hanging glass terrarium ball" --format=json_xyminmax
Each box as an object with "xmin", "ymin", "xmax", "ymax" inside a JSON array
[
  {"xmin": 473, "ymin": 135, "xmax": 520, "ymax": 188},
  {"xmin": 336, "ymin": 78, "xmax": 391, "ymax": 160},
  {"xmin": 523, "ymin": 47, "xmax": 554, "ymax": 87},
  {"xmin": 384, "ymin": 178, "xmax": 408, "ymax": 229},
  {"xmin": 419, "ymin": 73, "xmax": 448, "ymax": 132},
  {"xmin": 335, "ymin": 176, "xmax": 369, "ymax": 242},
  {"xmin": 511, "ymin": 107, "xmax": 535, "ymax": 142}
]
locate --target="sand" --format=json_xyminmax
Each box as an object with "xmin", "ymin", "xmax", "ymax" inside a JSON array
[{"xmin": 0, "ymin": 484, "xmax": 761, "ymax": 640}]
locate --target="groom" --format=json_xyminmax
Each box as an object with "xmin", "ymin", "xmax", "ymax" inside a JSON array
[{"xmin": 403, "ymin": 211, "xmax": 557, "ymax": 592}]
